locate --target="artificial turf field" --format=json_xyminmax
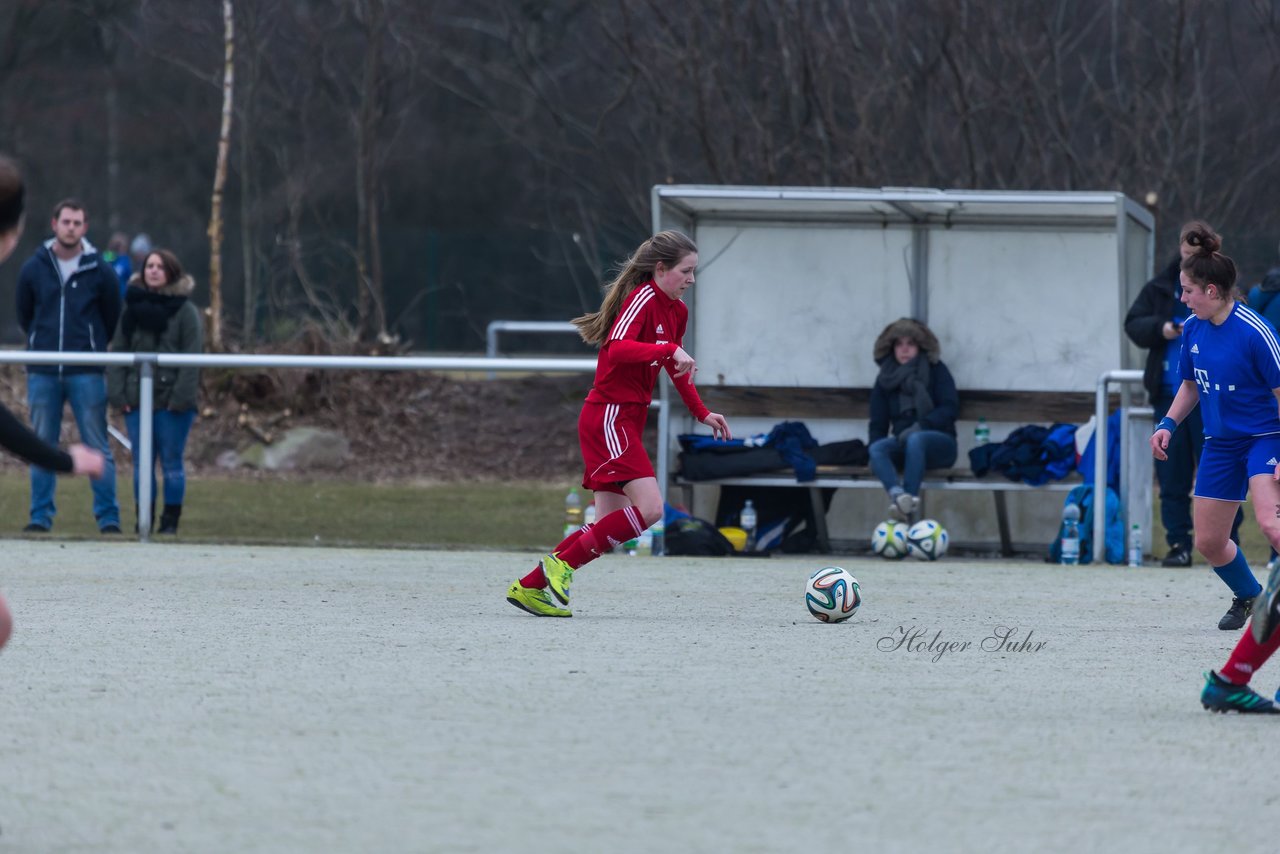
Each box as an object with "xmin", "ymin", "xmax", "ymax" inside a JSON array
[{"xmin": 3, "ymin": 541, "xmax": 1280, "ymax": 853}]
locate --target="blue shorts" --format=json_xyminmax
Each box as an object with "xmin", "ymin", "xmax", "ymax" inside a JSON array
[{"xmin": 1194, "ymin": 435, "xmax": 1280, "ymax": 502}]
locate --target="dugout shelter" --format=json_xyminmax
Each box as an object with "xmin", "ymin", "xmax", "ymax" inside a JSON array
[{"xmin": 652, "ymin": 185, "xmax": 1156, "ymax": 551}]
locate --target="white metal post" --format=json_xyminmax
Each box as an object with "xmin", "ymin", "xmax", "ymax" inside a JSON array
[
  {"xmin": 1094, "ymin": 370, "xmax": 1145, "ymax": 562},
  {"xmin": 138, "ymin": 359, "xmax": 155, "ymax": 542}
]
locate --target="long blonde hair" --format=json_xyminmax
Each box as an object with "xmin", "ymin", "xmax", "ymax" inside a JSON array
[{"xmin": 573, "ymin": 230, "xmax": 697, "ymax": 346}]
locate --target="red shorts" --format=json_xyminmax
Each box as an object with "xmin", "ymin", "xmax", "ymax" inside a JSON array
[{"xmin": 578, "ymin": 401, "xmax": 653, "ymax": 494}]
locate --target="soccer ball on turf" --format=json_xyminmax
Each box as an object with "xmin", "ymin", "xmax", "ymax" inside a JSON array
[
  {"xmin": 871, "ymin": 520, "xmax": 909, "ymax": 559},
  {"xmin": 907, "ymin": 519, "xmax": 949, "ymax": 560},
  {"xmin": 805, "ymin": 566, "xmax": 862, "ymax": 623}
]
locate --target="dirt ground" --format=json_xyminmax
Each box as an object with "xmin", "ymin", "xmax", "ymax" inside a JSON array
[
  {"xmin": 0, "ymin": 363, "xmax": 598, "ymax": 482},
  {"xmin": 6, "ymin": 543, "xmax": 1280, "ymax": 853}
]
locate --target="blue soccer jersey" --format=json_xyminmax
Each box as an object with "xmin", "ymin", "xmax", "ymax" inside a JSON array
[{"xmin": 1179, "ymin": 304, "xmax": 1280, "ymax": 438}]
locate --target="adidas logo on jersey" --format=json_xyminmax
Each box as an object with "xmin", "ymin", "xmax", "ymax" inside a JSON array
[
  {"xmin": 1269, "ymin": 458, "xmax": 1279, "ymax": 467},
  {"xmin": 656, "ymin": 323, "xmax": 665, "ymax": 334},
  {"xmin": 1191, "ymin": 344, "xmax": 1200, "ymax": 354}
]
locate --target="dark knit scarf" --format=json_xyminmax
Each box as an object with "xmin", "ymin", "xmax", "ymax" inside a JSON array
[
  {"xmin": 877, "ymin": 354, "xmax": 933, "ymax": 425},
  {"xmin": 122, "ymin": 288, "xmax": 187, "ymax": 337}
]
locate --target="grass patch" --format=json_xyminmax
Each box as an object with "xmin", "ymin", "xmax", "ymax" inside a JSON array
[
  {"xmin": 0, "ymin": 471, "xmax": 570, "ymax": 550},
  {"xmin": 5, "ymin": 468, "xmax": 1275, "ymax": 564}
]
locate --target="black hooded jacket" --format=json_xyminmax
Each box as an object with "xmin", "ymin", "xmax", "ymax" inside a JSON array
[{"xmin": 1124, "ymin": 256, "xmax": 1182, "ymax": 400}]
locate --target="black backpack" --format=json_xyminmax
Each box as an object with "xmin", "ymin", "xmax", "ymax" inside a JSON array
[{"xmin": 665, "ymin": 517, "xmax": 736, "ymax": 556}]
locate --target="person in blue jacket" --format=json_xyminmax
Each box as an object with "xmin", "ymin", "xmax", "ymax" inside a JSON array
[
  {"xmin": 15, "ymin": 198, "xmax": 121, "ymax": 534},
  {"xmin": 868, "ymin": 318, "xmax": 958, "ymax": 523}
]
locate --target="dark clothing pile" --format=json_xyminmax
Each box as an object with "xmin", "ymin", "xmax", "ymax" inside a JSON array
[
  {"xmin": 678, "ymin": 421, "xmax": 867, "ymax": 483},
  {"xmin": 968, "ymin": 422, "xmax": 1077, "ymax": 486}
]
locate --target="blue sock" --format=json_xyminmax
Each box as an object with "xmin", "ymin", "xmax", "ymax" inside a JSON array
[{"xmin": 1213, "ymin": 548, "xmax": 1264, "ymax": 599}]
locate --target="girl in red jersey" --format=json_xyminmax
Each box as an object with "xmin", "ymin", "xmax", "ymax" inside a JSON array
[
  {"xmin": 0, "ymin": 155, "xmax": 106, "ymax": 650},
  {"xmin": 506, "ymin": 230, "xmax": 730, "ymax": 617}
]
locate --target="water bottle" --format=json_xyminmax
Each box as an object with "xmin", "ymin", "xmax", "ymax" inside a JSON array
[
  {"xmin": 1128, "ymin": 523, "xmax": 1143, "ymax": 567},
  {"xmin": 974, "ymin": 417, "xmax": 990, "ymax": 446},
  {"xmin": 651, "ymin": 515, "xmax": 665, "ymax": 557},
  {"xmin": 564, "ymin": 487, "xmax": 583, "ymax": 537},
  {"xmin": 1059, "ymin": 503, "xmax": 1080, "ymax": 566},
  {"xmin": 584, "ymin": 501, "xmax": 597, "ymax": 526},
  {"xmin": 740, "ymin": 499, "xmax": 758, "ymax": 552},
  {"xmin": 637, "ymin": 528, "xmax": 653, "ymax": 556}
]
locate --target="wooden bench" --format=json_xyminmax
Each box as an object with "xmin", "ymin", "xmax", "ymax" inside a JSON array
[{"xmin": 668, "ymin": 385, "xmax": 1109, "ymax": 556}]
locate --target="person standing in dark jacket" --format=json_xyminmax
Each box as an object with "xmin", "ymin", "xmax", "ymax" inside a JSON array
[
  {"xmin": 868, "ymin": 318, "xmax": 959, "ymax": 523},
  {"xmin": 108, "ymin": 249, "xmax": 203, "ymax": 535},
  {"xmin": 1125, "ymin": 220, "xmax": 1242, "ymax": 570},
  {"xmin": 15, "ymin": 199, "xmax": 121, "ymax": 534},
  {"xmin": 0, "ymin": 156, "xmax": 107, "ymax": 650}
]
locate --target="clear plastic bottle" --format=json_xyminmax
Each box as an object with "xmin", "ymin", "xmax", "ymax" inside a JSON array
[
  {"xmin": 637, "ymin": 529, "xmax": 653, "ymax": 556},
  {"xmin": 740, "ymin": 499, "xmax": 758, "ymax": 552},
  {"xmin": 651, "ymin": 515, "xmax": 665, "ymax": 557},
  {"xmin": 1060, "ymin": 503, "xmax": 1080, "ymax": 565},
  {"xmin": 584, "ymin": 501, "xmax": 597, "ymax": 526},
  {"xmin": 564, "ymin": 487, "xmax": 583, "ymax": 537},
  {"xmin": 974, "ymin": 417, "xmax": 991, "ymax": 446},
  {"xmin": 1128, "ymin": 523, "xmax": 1143, "ymax": 567}
]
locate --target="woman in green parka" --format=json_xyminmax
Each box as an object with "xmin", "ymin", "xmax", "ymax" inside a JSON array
[{"xmin": 107, "ymin": 249, "xmax": 203, "ymax": 534}]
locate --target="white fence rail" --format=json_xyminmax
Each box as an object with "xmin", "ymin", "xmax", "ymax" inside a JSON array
[
  {"xmin": 0, "ymin": 352, "xmax": 603, "ymax": 542},
  {"xmin": 1094, "ymin": 370, "xmax": 1152, "ymax": 561}
]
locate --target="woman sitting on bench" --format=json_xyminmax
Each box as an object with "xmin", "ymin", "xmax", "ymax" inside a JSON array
[{"xmin": 868, "ymin": 318, "xmax": 959, "ymax": 523}]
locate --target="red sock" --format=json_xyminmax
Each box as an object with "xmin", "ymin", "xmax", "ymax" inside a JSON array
[
  {"xmin": 1221, "ymin": 625, "xmax": 1280, "ymax": 684},
  {"xmin": 519, "ymin": 526, "xmax": 591, "ymax": 588},
  {"xmin": 557, "ymin": 506, "xmax": 646, "ymax": 569}
]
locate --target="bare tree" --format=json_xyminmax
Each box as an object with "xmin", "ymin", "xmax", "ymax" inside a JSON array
[{"xmin": 207, "ymin": 0, "xmax": 234, "ymax": 351}]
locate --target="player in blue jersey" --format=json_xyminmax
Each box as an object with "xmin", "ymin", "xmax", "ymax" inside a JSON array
[
  {"xmin": 1150, "ymin": 222, "xmax": 1280, "ymax": 641},
  {"xmin": 1146, "ymin": 223, "xmax": 1280, "ymax": 712}
]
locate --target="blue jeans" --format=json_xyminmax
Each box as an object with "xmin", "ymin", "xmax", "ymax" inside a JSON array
[
  {"xmin": 124, "ymin": 409, "xmax": 196, "ymax": 509},
  {"xmin": 868, "ymin": 430, "xmax": 958, "ymax": 496},
  {"xmin": 26, "ymin": 371, "xmax": 119, "ymax": 529}
]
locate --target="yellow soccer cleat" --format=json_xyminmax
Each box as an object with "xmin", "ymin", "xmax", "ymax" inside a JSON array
[
  {"xmin": 541, "ymin": 553, "xmax": 575, "ymax": 606},
  {"xmin": 506, "ymin": 581, "xmax": 571, "ymax": 618}
]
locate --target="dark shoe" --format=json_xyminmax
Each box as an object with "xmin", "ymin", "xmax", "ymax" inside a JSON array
[
  {"xmin": 22, "ymin": 523, "xmax": 49, "ymax": 533},
  {"xmin": 133, "ymin": 506, "xmax": 158, "ymax": 535},
  {"xmin": 1219, "ymin": 596, "xmax": 1255, "ymax": 631},
  {"xmin": 1201, "ymin": 670, "xmax": 1280, "ymax": 714},
  {"xmin": 1161, "ymin": 544, "xmax": 1192, "ymax": 567},
  {"xmin": 100, "ymin": 524, "xmax": 122, "ymax": 535},
  {"xmin": 158, "ymin": 505, "xmax": 182, "ymax": 535}
]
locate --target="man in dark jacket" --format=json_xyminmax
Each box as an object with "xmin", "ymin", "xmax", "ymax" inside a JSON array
[
  {"xmin": 1125, "ymin": 245, "xmax": 1242, "ymax": 573},
  {"xmin": 15, "ymin": 199, "xmax": 121, "ymax": 533}
]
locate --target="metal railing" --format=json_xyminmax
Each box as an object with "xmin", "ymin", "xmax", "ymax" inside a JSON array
[
  {"xmin": 484, "ymin": 320, "xmax": 579, "ymax": 358},
  {"xmin": 1093, "ymin": 369, "xmax": 1151, "ymax": 560},
  {"xmin": 485, "ymin": 320, "xmax": 581, "ymax": 378},
  {"xmin": 0, "ymin": 352, "xmax": 603, "ymax": 542}
]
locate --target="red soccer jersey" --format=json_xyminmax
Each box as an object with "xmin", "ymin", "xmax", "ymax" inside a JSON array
[{"xmin": 584, "ymin": 280, "xmax": 710, "ymax": 422}]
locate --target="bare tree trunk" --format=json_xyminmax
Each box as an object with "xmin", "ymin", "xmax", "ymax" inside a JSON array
[
  {"xmin": 354, "ymin": 0, "xmax": 388, "ymax": 344},
  {"xmin": 207, "ymin": 0, "xmax": 234, "ymax": 352},
  {"xmin": 238, "ymin": 5, "xmax": 259, "ymax": 348},
  {"xmin": 105, "ymin": 72, "xmax": 120, "ymax": 230}
]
